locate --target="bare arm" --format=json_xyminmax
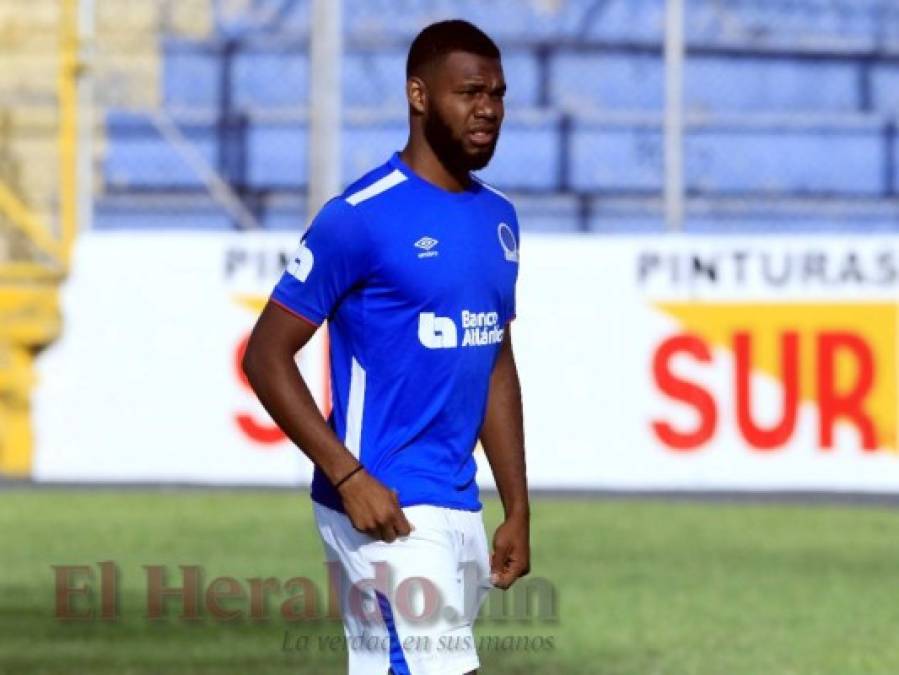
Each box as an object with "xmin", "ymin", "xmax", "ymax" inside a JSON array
[
  {"xmin": 479, "ymin": 326, "xmax": 530, "ymax": 589},
  {"xmin": 242, "ymin": 301, "xmax": 411, "ymax": 541}
]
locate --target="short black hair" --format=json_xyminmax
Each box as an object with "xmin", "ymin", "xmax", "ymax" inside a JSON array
[{"xmin": 406, "ymin": 19, "xmax": 501, "ymax": 78}]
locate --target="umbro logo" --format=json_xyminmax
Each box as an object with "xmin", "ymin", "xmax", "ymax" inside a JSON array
[{"xmin": 414, "ymin": 236, "xmax": 439, "ymax": 259}]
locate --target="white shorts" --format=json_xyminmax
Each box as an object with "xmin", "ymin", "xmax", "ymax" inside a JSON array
[{"xmin": 314, "ymin": 502, "xmax": 493, "ymax": 675}]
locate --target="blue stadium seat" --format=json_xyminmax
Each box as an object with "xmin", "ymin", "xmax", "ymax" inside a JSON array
[
  {"xmin": 476, "ymin": 113, "xmax": 562, "ymax": 191},
  {"xmin": 498, "ymin": 51, "xmax": 541, "ymax": 107},
  {"xmin": 689, "ymin": 126, "xmax": 883, "ymax": 194},
  {"xmin": 344, "ymin": 53, "xmax": 408, "ymax": 108},
  {"xmin": 571, "ymin": 121, "xmax": 885, "ymax": 194},
  {"xmin": 871, "ymin": 65, "xmax": 899, "ymax": 113},
  {"xmin": 342, "ymin": 49, "xmax": 539, "ymax": 108},
  {"xmin": 94, "ymin": 198, "xmax": 233, "ymax": 230},
  {"xmin": 891, "ymin": 132, "xmax": 899, "ymax": 193},
  {"xmin": 163, "ymin": 42, "xmax": 221, "ymax": 107},
  {"xmin": 104, "ymin": 112, "xmax": 218, "ymax": 190},
  {"xmin": 586, "ymin": 208, "xmax": 899, "ymax": 234},
  {"xmin": 341, "ymin": 0, "xmax": 678, "ymax": 43},
  {"xmin": 343, "ymin": 0, "xmax": 557, "ymax": 41},
  {"xmin": 687, "ymin": 57, "xmax": 859, "ymax": 113},
  {"xmin": 550, "ymin": 53, "xmax": 664, "ymax": 110},
  {"xmin": 244, "ymin": 113, "xmax": 561, "ymax": 194},
  {"xmin": 204, "ymin": 0, "xmax": 899, "ymax": 56},
  {"xmin": 686, "ymin": 0, "xmax": 888, "ymax": 50},
  {"xmin": 343, "ymin": 0, "xmax": 445, "ymax": 40},
  {"xmin": 551, "ymin": 53, "xmax": 859, "ymax": 112},
  {"xmin": 260, "ymin": 196, "xmax": 310, "ymax": 230},
  {"xmin": 431, "ymin": 0, "xmax": 574, "ymax": 41},
  {"xmin": 587, "ymin": 216, "xmax": 665, "ymax": 234},
  {"xmin": 246, "ymin": 121, "xmax": 308, "ymax": 188},
  {"xmin": 343, "ymin": 120, "xmax": 406, "ymax": 181},
  {"xmin": 570, "ymin": 124, "xmax": 663, "ymax": 192},
  {"xmin": 234, "ymin": 48, "xmax": 310, "ymax": 108},
  {"xmin": 163, "ymin": 47, "xmax": 537, "ymax": 112},
  {"xmin": 510, "ymin": 194, "xmax": 582, "ymax": 232},
  {"xmin": 340, "ymin": 113, "xmax": 560, "ymax": 192},
  {"xmin": 213, "ymin": 0, "xmax": 311, "ymax": 38},
  {"xmin": 584, "ymin": 196, "xmax": 664, "ymax": 233},
  {"xmin": 213, "ymin": 0, "xmax": 644, "ymax": 43},
  {"xmin": 579, "ymin": 0, "xmax": 664, "ymax": 42},
  {"xmin": 118, "ymin": 0, "xmax": 899, "ymax": 234},
  {"xmin": 685, "ymin": 215, "xmax": 899, "ymax": 234}
]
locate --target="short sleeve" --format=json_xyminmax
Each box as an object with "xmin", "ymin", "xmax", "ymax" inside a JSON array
[{"xmin": 270, "ymin": 197, "xmax": 369, "ymax": 325}]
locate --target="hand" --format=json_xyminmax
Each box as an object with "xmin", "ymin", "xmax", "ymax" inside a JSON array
[
  {"xmin": 490, "ymin": 512, "xmax": 530, "ymax": 589},
  {"xmin": 337, "ymin": 469, "xmax": 413, "ymax": 543}
]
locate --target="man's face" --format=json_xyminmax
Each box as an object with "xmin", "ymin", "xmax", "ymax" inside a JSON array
[{"xmin": 422, "ymin": 51, "xmax": 506, "ymax": 172}]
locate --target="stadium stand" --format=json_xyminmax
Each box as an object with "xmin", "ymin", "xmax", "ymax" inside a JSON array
[
  {"xmin": 0, "ymin": 0, "xmax": 214, "ymax": 473},
  {"xmin": 93, "ymin": 0, "xmax": 899, "ymax": 232}
]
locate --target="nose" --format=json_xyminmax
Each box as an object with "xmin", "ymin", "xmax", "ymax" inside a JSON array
[{"xmin": 474, "ymin": 93, "xmax": 499, "ymax": 121}]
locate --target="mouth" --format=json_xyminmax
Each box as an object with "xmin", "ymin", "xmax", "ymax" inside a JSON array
[{"xmin": 468, "ymin": 128, "xmax": 497, "ymax": 148}]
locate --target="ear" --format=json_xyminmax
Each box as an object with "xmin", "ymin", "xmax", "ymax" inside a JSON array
[{"xmin": 406, "ymin": 76, "xmax": 427, "ymax": 115}]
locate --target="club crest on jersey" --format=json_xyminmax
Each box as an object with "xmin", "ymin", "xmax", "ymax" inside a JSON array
[
  {"xmin": 497, "ymin": 223, "xmax": 518, "ymax": 263},
  {"xmin": 414, "ymin": 236, "xmax": 440, "ymax": 259}
]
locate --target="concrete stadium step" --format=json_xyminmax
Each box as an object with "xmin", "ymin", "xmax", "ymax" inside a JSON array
[
  {"xmin": 0, "ymin": 56, "xmax": 57, "ymax": 99},
  {"xmin": 0, "ymin": 220, "xmax": 54, "ymax": 264},
  {"xmin": 0, "ymin": 107, "xmax": 59, "ymax": 200},
  {"xmin": 96, "ymin": 0, "xmax": 212, "ymax": 39},
  {"xmin": 0, "ymin": 1, "xmax": 60, "ymax": 33},
  {"xmin": 0, "ymin": 0, "xmax": 211, "ymax": 39},
  {"xmin": 10, "ymin": 142, "xmax": 58, "ymax": 189},
  {"xmin": 0, "ymin": 107, "xmax": 57, "ymax": 132},
  {"xmin": 94, "ymin": 53, "xmax": 161, "ymax": 109}
]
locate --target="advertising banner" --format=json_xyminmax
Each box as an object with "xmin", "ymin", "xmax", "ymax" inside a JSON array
[
  {"xmin": 32, "ymin": 232, "xmax": 326, "ymax": 484},
  {"xmin": 518, "ymin": 235, "xmax": 898, "ymax": 491},
  {"xmin": 33, "ymin": 232, "xmax": 899, "ymax": 492}
]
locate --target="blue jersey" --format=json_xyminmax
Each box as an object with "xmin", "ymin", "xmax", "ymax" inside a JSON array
[{"xmin": 270, "ymin": 152, "xmax": 520, "ymax": 512}]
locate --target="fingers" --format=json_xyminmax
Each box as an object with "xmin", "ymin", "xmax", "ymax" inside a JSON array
[
  {"xmin": 494, "ymin": 559, "xmax": 530, "ymax": 589},
  {"xmin": 343, "ymin": 481, "xmax": 413, "ymax": 543},
  {"xmin": 380, "ymin": 505, "xmax": 413, "ymax": 542},
  {"xmin": 490, "ymin": 540, "xmax": 512, "ymax": 586},
  {"xmin": 351, "ymin": 513, "xmax": 399, "ymax": 541},
  {"xmin": 393, "ymin": 508, "xmax": 413, "ymax": 538},
  {"xmin": 365, "ymin": 503, "xmax": 412, "ymax": 543},
  {"xmin": 379, "ymin": 521, "xmax": 399, "ymax": 543},
  {"xmin": 384, "ymin": 490, "xmax": 413, "ymax": 540},
  {"xmin": 492, "ymin": 571, "xmax": 513, "ymax": 589},
  {"xmin": 491, "ymin": 542, "xmax": 531, "ymax": 589},
  {"xmin": 491, "ymin": 564, "xmax": 520, "ymax": 589}
]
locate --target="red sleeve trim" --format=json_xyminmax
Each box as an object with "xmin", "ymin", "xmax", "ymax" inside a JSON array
[{"xmin": 270, "ymin": 298, "xmax": 321, "ymax": 328}]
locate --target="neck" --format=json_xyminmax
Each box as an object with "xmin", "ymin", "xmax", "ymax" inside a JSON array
[{"xmin": 400, "ymin": 135, "xmax": 470, "ymax": 193}]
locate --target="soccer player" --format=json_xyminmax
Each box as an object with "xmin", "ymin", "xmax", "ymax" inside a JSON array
[{"xmin": 242, "ymin": 19, "xmax": 529, "ymax": 675}]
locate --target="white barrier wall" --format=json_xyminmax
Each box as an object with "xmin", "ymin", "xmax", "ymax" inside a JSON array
[
  {"xmin": 33, "ymin": 232, "xmax": 326, "ymax": 485},
  {"xmin": 33, "ymin": 232, "xmax": 899, "ymax": 491}
]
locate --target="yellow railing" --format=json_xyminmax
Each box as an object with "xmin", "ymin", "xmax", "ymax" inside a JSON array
[
  {"xmin": 0, "ymin": 0, "xmax": 76, "ymax": 476},
  {"xmin": 58, "ymin": 0, "xmax": 79, "ymax": 263},
  {"xmin": 0, "ymin": 0, "xmax": 213, "ymax": 477}
]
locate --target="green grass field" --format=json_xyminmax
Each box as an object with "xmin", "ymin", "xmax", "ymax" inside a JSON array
[{"xmin": 2, "ymin": 489, "xmax": 899, "ymax": 675}]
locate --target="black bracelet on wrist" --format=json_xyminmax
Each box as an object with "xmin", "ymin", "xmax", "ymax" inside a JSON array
[{"xmin": 333, "ymin": 464, "xmax": 364, "ymax": 490}]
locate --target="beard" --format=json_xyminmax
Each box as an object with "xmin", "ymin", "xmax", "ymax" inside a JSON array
[{"xmin": 423, "ymin": 106, "xmax": 498, "ymax": 173}]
